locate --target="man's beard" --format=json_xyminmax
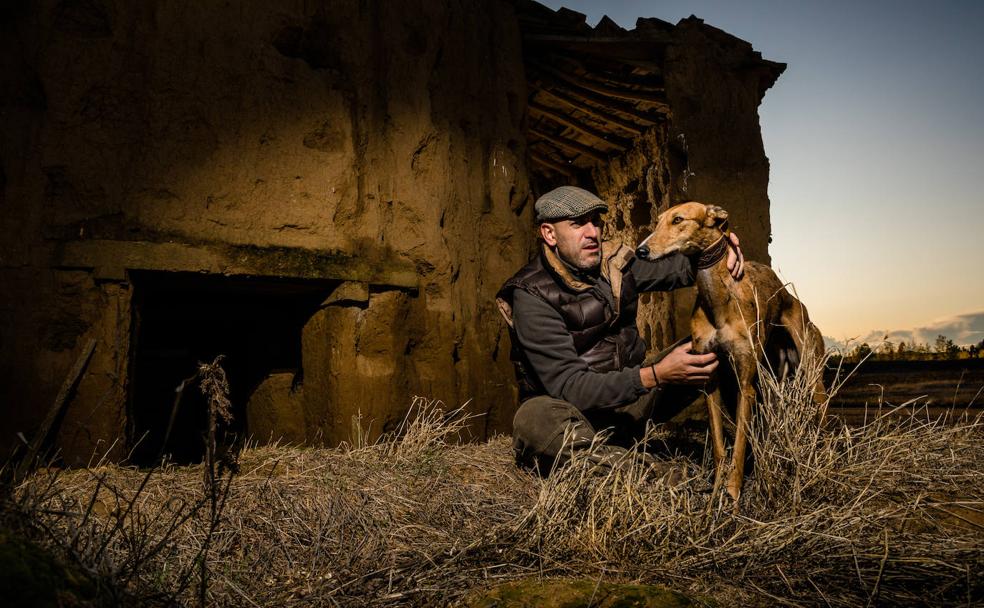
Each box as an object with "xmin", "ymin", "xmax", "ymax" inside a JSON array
[{"xmin": 557, "ymin": 245, "xmax": 601, "ymax": 275}]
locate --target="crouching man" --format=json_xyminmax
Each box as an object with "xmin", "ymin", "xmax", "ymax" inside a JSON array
[{"xmin": 496, "ymin": 186, "xmax": 744, "ymax": 475}]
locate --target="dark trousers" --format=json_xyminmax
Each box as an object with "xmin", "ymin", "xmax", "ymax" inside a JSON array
[{"xmin": 512, "ymin": 385, "xmax": 701, "ymax": 474}]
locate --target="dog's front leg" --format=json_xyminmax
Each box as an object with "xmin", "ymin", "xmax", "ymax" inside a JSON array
[
  {"xmin": 704, "ymin": 384, "xmax": 728, "ymax": 504},
  {"xmin": 726, "ymin": 359, "xmax": 757, "ymax": 504},
  {"xmin": 691, "ymin": 309, "xmax": 727, "ymax": 509}
]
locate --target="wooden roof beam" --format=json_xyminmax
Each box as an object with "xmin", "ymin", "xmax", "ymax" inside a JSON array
[
  {"xmin": 548, "ymin": 52, "xmax": 665, "ymax": 92},
  {"xmin": 598, "ymin": 56, "xmax": 663, "ymax": 73},
  {"xmin": 530, "ymin": 126, "xmax": 609, "ymax": 162},
  {"xmin": 530, "ymin": 151, "xmax": 576, "ymax": 177},
  {"xmin": 528, "ymin": 100, "xmax": 632, "ymax": 150},
  {"xmin": 529, "ymin": 64, "xmax": 668, "ymax": 121},
  {"xmin": 539, "ymin": 86, "xmax": 646, "ymax": 136},
  {"xmin": 531, "ymin": 72, "xmax": 665, "ymax": 125},
  {"xmin": 530, "ymin": 60, "xmax": 671, "ymax": 109}
]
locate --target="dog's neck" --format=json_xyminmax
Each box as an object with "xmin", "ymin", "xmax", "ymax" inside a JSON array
[
  {"xmin": 696, "ymin": 234, "xmax": 729, "ymax": 269},
  {"xmin": 694, "ymin": 230, "xmax": 734, "ymax": 311}
]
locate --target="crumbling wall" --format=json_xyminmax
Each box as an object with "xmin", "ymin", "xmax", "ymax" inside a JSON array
[
  {"xmin": 592, "ymin": 126, "xmax": 678, "ymax": 356},
  {"xmin": 0, "ymin": 1, "xmax": 782, "ymax": 462},
  {"xmin": 0, "ymin": 0, "xmax": 533, "ymax": 462},
  {"xmin": 593, "ymin": 17, "xmax": 781, "ymax": 350}
]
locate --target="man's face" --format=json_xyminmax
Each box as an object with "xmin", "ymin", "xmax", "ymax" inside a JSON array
[{"xmin": 540, "ymin": 211, "xmax": 604, "ymax": 271}]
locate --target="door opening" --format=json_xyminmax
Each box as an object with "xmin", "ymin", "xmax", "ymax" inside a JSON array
[{"xmin": 127, "ymin": 271, "xmax": 335, "ymax": 464}]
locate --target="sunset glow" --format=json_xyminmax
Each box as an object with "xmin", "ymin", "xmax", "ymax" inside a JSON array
[{"xmin": 542, "ymin": 0, "xmax": 984, "ymax": 346}]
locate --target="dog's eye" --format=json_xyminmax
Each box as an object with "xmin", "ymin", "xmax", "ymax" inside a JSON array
[{"xmin": 672, "ymin": 216, "xmax": 683, "ymax": 225}]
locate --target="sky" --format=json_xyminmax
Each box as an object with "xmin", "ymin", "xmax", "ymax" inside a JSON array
[{"xmin": 538, "ymin": 0, "xmax": 984, "ymax": 348}]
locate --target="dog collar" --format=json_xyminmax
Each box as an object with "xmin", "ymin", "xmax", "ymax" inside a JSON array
[{"xmin": 696, "ymin": 234, "xmax": 729, "ymax": 269}]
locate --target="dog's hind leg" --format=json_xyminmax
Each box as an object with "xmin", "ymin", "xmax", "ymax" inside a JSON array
[
  {"xmin": 805, "ymin": 322, "xmax": 829, "ymax": 421},
  {"xmin": 779, "ymin": 299, "xmax": 828, "ymax": 419},
  {"xmin": 766, "ymin": 326, "xmax": 799, "ymax": 382}
]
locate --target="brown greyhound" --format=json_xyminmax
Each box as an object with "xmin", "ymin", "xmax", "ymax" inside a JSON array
[{"xmin": 635, "ymin": 201, "xmax": 826, "ymax": 502}]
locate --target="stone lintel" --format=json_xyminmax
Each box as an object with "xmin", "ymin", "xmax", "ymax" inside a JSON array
[
  {"xmin": 56, "ymin": 240, "xmax": 418, "ymax": 288},
  {"xmin": 322, "ymin": 281, "xmax": 370, "ymax": 306}
]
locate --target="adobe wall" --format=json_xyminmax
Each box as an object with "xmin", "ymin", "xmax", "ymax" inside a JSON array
[
  {"xmin": 0, "ymin": 2, "xmax": 782, "ymax": 462},
  {"xmin": 0, "ymin": 0, "xmax": 533, "ymax": 462},
  {"xmin": 593, "ymin": 17, "xmax": 781, "ymax": 352}
]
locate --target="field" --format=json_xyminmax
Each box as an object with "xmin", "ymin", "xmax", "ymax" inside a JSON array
[
  {"xmin": 828, "ymin": 358, "xmax": 984, "ymax": 424},
  {"xmin": 3, "ymin": 359, "xmax": 982, "ymax": 607}
]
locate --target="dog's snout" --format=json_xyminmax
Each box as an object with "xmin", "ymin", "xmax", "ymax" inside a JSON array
[{"xmin": 635, "ymin": 245, "xmax": 650, "ymax": 259}]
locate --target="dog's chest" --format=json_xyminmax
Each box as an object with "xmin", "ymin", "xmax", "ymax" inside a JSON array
[{"xmin": 694, "ymin": 323, "xmax": 745, "ymax": 356}]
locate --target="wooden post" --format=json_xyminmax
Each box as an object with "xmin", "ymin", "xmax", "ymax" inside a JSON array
[{"xmin": 15, "ymin": 338, "xmax": 97, "ymax": 479}]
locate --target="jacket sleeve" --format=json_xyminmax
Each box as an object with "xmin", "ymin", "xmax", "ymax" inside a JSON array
[
  {"xmin": 629, "ymin": 252, "xmax": 695, "ymax": 292},
  {"xmin": 512, "ymin": 289, "xmax": 648, "ymax": 412}
]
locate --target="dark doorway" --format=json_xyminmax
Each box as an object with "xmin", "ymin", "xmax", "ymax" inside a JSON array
[{"xmin": 127, "ymin": 271, "xmax": 336, "ymax": 465}]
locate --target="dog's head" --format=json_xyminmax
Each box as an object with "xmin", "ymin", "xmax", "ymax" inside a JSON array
[{"xmin": 635, "ymin": 201, "xmax": 729, "ymax": 260}]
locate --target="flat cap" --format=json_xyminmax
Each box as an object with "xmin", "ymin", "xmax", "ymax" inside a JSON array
[{"xmin": 534, "ymin": 186, "xmax": 608, "ymax": 223}]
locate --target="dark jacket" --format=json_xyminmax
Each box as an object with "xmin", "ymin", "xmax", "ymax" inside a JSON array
[{"xmin": 497, "ymin": 241, "xmax": 694, "ymax": 410}]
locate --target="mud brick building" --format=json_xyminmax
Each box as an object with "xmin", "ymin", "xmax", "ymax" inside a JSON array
[{"xmin": 0, "ymin": 0, "xmax": 783, "ymax": 463}]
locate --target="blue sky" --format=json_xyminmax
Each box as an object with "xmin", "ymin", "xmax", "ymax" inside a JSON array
[{"xmin": 538, "ymin": 1, "xmax": 984, "ymax": 346}]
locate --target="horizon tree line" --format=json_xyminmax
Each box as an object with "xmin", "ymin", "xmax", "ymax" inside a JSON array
[{"xmin": 839, "ymin": 335, "xmax": 984, "ymax": 362}]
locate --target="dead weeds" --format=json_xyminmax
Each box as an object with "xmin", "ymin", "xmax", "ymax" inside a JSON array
[{"xmin": 7, "ymin": 363, "xmax": 984, "ymax": 606}]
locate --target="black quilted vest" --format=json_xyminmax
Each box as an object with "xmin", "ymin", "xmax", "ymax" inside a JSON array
[{"xmin": 497, "ymin": 247, "xmax": 645, "ymax": 401}]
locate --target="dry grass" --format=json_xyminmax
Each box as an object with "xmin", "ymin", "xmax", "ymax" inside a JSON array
[{"xmin": 6, "ymin": 360, "xmax": 984, "ymax": 607}]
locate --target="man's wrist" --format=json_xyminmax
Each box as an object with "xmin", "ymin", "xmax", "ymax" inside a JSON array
[{"xmin": 640, "ymin": 362, "xmax": 663, "ymax": 390}]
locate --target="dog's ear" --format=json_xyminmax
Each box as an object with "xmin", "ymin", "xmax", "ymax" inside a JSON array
[{"xmin": 704, "ymin": 205, "xmax": 729, "ymax": 227}]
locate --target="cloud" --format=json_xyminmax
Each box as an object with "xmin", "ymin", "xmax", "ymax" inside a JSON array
[
  {"xmin": 823, "ymin": 335, "xmax": 846, "ymax": 350},
  {"xmin": 853, "ymin": 311, "xmax": 984, "ymax": 349}
]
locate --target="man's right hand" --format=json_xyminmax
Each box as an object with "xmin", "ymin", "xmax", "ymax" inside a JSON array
[{"xmin": 653, "ymin": 341, "xmax": 718, "ymax": 386}]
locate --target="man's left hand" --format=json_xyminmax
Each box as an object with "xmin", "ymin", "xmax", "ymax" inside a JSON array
[{"xmin": 726, "ymin": 232, "xmax": 745, "ymax": 280}]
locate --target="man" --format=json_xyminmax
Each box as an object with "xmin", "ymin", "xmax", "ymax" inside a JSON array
[{"xmin": 496, "ymin": 186, "xmax": 744, "ymax": 474}]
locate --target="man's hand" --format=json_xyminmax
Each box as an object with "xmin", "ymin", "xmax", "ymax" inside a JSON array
[
  {"xmin": 726, "ymin": 232, "xmax": 745, "ymax": 280},
  {"xmin": 652, "ymin": 341, "xmax": 718, "ymax": 386}
]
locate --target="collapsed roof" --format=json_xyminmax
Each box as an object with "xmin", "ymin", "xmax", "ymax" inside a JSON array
[{"xmin": 517, "ymin": 1, "xmax": 785, "ymax": 178}]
